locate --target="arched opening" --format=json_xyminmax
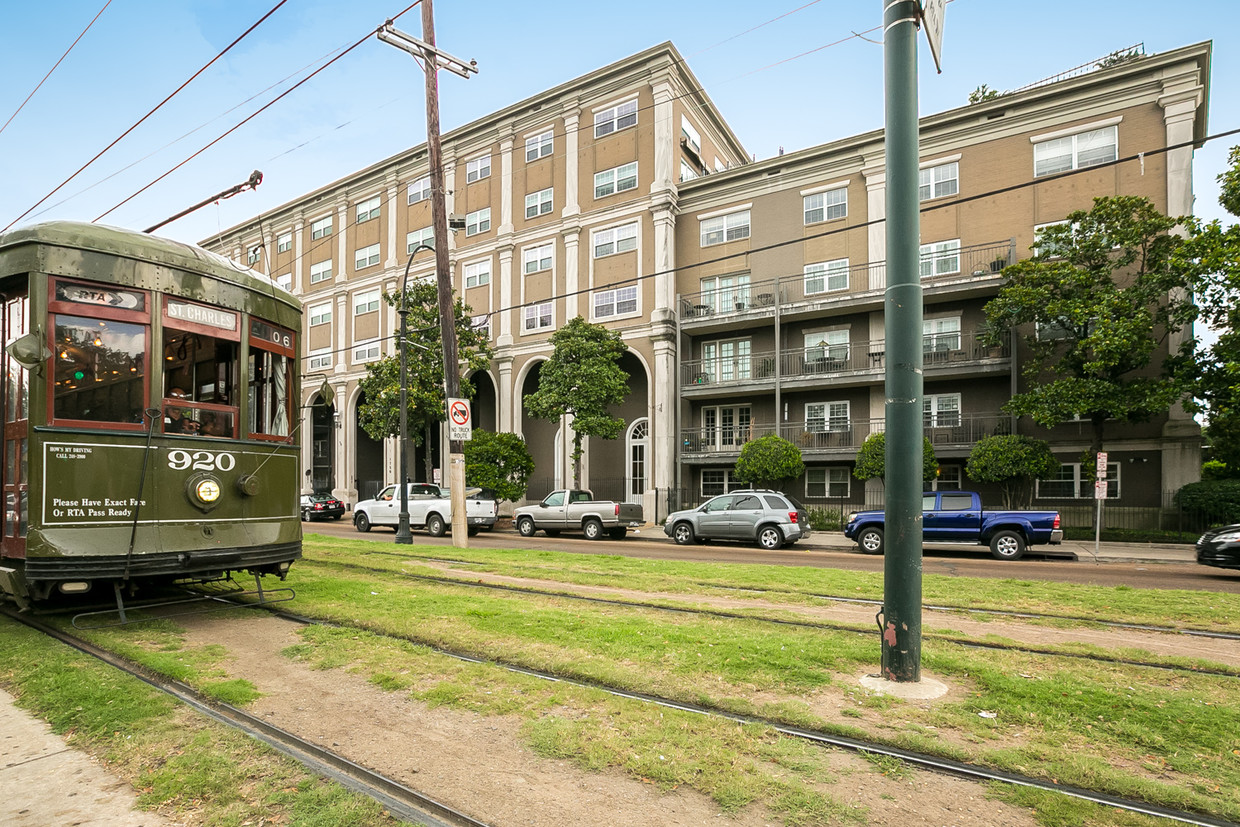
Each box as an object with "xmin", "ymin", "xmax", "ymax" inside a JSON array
[
  {"xmin": 470, "ymin": 370, "xmax": 498, "ymax": 433},
  {"xmin": 353, "ymin": 391, "xmax": 384, "ymax": 502},
  {"xmin": 626, "ymin": 417, "xmax": 649, "ymax": 504},
  {"xmin": 309, "ymin": 394, "xmax": 335, "ymax": 493}
]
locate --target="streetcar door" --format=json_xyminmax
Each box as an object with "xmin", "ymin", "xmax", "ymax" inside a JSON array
[{"xmin": 1, "ymin": 291, "xmax": 30, "ymax": 559}]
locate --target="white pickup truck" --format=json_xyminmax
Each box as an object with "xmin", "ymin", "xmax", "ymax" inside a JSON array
[
  {"xmin": 353, "ymin": 483, "xmax": 498, "ymax": 536},
  {"xmin": 513, "ymin": 489, "xmax": 644, "ymax": 540}
]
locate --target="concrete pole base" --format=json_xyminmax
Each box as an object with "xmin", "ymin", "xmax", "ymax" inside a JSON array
[{"xmin": 859, "ymin": 673, "xmax": 949, "ymax": 700}]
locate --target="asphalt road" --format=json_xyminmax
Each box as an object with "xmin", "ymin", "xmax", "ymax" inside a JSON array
[{"xmin": 302, "ymin": 519, "xmax": 1240, "ymax": 594}]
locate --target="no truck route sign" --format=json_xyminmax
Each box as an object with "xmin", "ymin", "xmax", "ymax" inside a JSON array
[{"xmin": 447, "ymin": 398, "xmax": 472, "ymax": 441}]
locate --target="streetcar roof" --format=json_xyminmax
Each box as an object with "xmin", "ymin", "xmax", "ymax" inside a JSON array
[{"xmin": 0, "ymin": 221, "xmax": 298, "ymax": 309}]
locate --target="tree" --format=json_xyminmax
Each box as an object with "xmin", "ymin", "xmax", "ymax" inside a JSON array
[
  {"xmin": 968, "ymin": 84, "xmax": 1002, "ymax": 104},
  {"xmin": 982, "ymin": 195, "xmax": 1199, "ymax": 460},
  {"xmin": 357, "ymin": 279, "xmax": 492, "ymax": 481},
  {"xmin": 733, "ymin": 435, "xmax": 804, "ymax": 489},
  {"xmin": 852, "ymin": 432, "xmax": 938, "ymax": 485},
  {"xmin": 463, "ymin": 430, "xmax": 535, "ymax": 504},
  {"xmin": 966, "ymin": 435, "xmax": 1059, "ymax": 508},
  {"xmin": 523, "ymin": 317, "xmax": 629, "ymax": 487}
]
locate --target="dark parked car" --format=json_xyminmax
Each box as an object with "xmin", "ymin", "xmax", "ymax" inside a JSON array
[
  {"xmin": 663, "ymin": 489, "xmax": 810, "ymax": 550},
  {"xmin": 301, "ymin": 493, "xmax": 345, "ymax": 522},
  {"xmin": 1197, "ymin": 524, "xmax": 1240, "ymax": 570}
]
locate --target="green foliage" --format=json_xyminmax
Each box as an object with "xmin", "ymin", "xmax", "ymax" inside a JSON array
[
  {"xmin": 1202, "ymin": 460, "xmax": 1233, "ymax": 481},
  {"xmin": 966, "ymin": 435, "xmax": 1059, "ymax": 508},
  {"xmin": 733, "ymin": 434, "xmax": 805, "ymax": 489},
  {"xmin": 1174, "ymin": 479, "xmax": 1240, "ymax": 524},
  {"xmin": 851, "ymin": 431, "xmax": 938, "ymax": 483},
  {"xmin": 806, "ymin": 506, "xmax": 843, "ymax": 532},
  {"xmin": 356, "ymin": 279, "xmax": 492, "ymax": 479},
  {"xmin": 524, "ymin": 317, "xmax": 630, "ymax": 487},
  {"xmin": 463, "ymin": 430, "xmax": 535, "ymax": 503},
  {"xmin": 983, "ymin": 196, "xmax": 1199, "ymax": 456},
  {"xmin": 967, "ymin": 84, "xmax": 1002, "ymax": 104},
  {"xmin": 1095, "ymin": 47, "xmax": 1143, "ymax": 69}
]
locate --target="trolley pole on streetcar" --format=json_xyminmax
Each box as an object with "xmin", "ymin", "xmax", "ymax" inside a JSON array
[{"xmin": 379, "ymin": 2, "xmax": 477, "ymax": 548}]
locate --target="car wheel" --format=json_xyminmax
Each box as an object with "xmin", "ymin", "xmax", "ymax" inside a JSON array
[
  {"xmin": 301, "ymin": 508, "xmax": 310, "ymax": 521},
  {"xmin": 467, "ymin": 527, "xmax": 479, "ymax": 537},
  {"xmin": 517, "ymin": 517, "xmax": 537, "ymax": 537},
  {"xmin": 427, "ymin": 513, "xmax": 446, "ymax": 537},
  {"xmin": 332, "ymin": 514, "xmax": 343, "ymax": 521},
  {"xmin": 758, "ymin": 526, "xmax": 784, "ymax": 550},
  {"xmin": 583, "ymin": 518, "xmax": 604, "ymax": 540},
  {"xmin": 989, "ymin": 530, "xmax": 1026, "ymax": 561},
  {"xmin": 672, "ymin": 522, "xmax": 696, "ymax": 545},
  {"xmin": 857, "ymin": 527, "xmax": 884, "ymax": 554},
  {"xmin": 607, "ymin": 527, "xmax": 626, "ymax": 540},
  {"xmin": 355, "ymin": 512, "xmax": 371, "ymax": 533},
  {"xmin": 544, "ymin": 529, "xmax": 560, "ymax": 538}
]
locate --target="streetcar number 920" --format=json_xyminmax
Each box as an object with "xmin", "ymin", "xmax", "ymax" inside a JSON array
[{"xmin": 168, "ymin": 449, "xmax": 236, "ymax": 472}]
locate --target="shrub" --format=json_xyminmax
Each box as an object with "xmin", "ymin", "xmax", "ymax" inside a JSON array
[{"xmin": 1174, "ymin": 479, "xmax": 1240, "ymax": 525}]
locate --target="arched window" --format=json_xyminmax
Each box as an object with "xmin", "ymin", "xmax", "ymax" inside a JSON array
[{"xmin": 626, "ymin": 418, "xmax": 649, "ymax": 503}]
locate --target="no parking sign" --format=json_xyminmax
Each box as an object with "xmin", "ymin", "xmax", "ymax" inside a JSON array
[{"xmin": 447, "ymin": 398, "xmax": 472, "ymax": 441}]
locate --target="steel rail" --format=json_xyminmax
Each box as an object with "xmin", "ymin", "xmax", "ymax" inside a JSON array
[{"xmin": 0, "ymin": 606, "xmax": 493, "ymax": 827}]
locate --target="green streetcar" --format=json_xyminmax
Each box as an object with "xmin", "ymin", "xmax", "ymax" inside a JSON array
[{"xmin": 0, "ymin": 221, "xmax": 302, "ymax": 611}]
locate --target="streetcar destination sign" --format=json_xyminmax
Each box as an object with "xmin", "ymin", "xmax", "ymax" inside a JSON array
[{"xmin": 56, "ymin": 283, "xmax": 145, "ymax": 311}]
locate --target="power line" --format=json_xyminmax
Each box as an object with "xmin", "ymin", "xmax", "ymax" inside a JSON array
[
  {"xmin": 0, "ymin": 0, "xmax": 113, "ymax": 139},
  {"xmin": 3, "ymin": 0, "xmax": 291, "ymax": 232}
]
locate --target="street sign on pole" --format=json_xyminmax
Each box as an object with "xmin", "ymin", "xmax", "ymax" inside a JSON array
[
  {"xmin": 1096, "ymin": 451, "xmax": 1108, "ymax": 477},
  {"xmin": 918, "ymin": 0, "xmax": 946, "ymax": 73},
  {"xmin": 447, "ymin": 398, "xmax": 472, "ymax": 441}
]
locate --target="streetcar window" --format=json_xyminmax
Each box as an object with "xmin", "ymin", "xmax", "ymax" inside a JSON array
[
  {"xmin": 53, "ymin": 314, "xmax": 146, "ymax": 424},
  {"xmin": 162, "ymin": 330, "xmax": 239, "ymax": 436},
  {"xmin": 248, "ymin": 319, "xmax": 295, "ymax": 440},
  {"xmin": 4, "ymin": 295, "xmax": 29, "ymax": 423}
]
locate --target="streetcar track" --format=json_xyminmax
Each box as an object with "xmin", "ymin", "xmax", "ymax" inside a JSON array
[
  {"xmin": 0, "ymin": 606, "xmax": 493, "ymax": 827},
  {"xmin": 308, "ymin": 554, "xmax": 1240, "ymax": 679}
]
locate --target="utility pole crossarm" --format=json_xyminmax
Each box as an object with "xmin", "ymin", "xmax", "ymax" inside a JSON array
[{"xmin": 377, "ymin": 23, "xmax": 478, "ymax": 78}]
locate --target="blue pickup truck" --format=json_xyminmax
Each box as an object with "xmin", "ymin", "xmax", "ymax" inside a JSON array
[{"xmin": 843, "ymin": 491, "xmax": 1063, "ymax": 561}]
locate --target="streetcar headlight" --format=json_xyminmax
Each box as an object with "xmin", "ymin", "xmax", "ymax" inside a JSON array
[{"xmin": 195, "ymin": 478, "xmax": 221, "ymax": 504}]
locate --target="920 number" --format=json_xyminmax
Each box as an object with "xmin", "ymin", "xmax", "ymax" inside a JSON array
[{"xmin": 168, "ymin": 449, "xmax": 235, "ymax": 472}]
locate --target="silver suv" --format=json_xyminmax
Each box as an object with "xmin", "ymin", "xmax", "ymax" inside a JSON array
[{"xmin": 663, "ymin": 489, "xmax": 811, "ymax": 550}]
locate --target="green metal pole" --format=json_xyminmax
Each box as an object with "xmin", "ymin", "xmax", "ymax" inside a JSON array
[{"xmin": 881, "ymin": 0, "xmax": 923, "ymax": 681}]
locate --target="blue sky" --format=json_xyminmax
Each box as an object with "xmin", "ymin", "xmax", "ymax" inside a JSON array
[{"xmin": 1, "ymin": 0, "xmax": 1234, "ymax": 247}]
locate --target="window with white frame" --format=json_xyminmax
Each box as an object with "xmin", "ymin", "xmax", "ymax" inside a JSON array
[
  {"xmin": 1034, "ymin": 125, "xmax": 1117, "ymax": 178},
  {"xmin": 593, "ymin": 285, "xmax": 638, "ymax": 319},
  {"xmin": 471, "ymin": 314, "xmax": 490, "ymax": 340},
  {"xmin": 681, "ymin": 115, "xmax": 701, "ymax": 154},
  {"xmin": 714, "ymin": 158, "xmax": 726, "ymax": 172},
  {"xmin": 247, "ymin": 245, "xmax": 262, "ymax": 265},
  {"xmin": 353, "ymin": 339, "xmax": 381, "ymax": 363},
  {"xmin": 923, "ymin": 393, "xmax": 961, "ymax": 427},
  {"xmin": 275, "ymin": 273, "xmax": 292, "ymax": 292},
  {"xmin": 806, "ymin": 401, "xmax": 850, "ymax": 433},
  {"xmin": 680, "ymin": 161, "xmax": 698, "ymax": 182},
  {"xmin": 525, "ymin": 130, "xmax": 553, "ymax": 162},
  {"xmin": 594, "ymin": 162, "xmax": 637, "ymax": 199},
  {"xmin": 804, "ymin": 329, "xmax": 849, "ymax": 363},
  {"xmin": 702, "ymin": 405, "xmax": 751, "ymax": 449},
  {"xmin": 928, "ymin": 465, "xmax": 962, "ymax": 491},
  {"xmin": 592, "ymin": 223, "xmax": 637, "ymax": 257},
  {"xmin": 407, "ymin": 227, "xmax": 435, "ymax": 254},
  {"xmin": 353, "ymin": 289, "xmax": 380, "ymax": 316},
  {"xmin": 700, "ymin": 210, "xmax": 750, "ymax": 246},
  {"xmin": 919, "ymin": 161, "xmax": 959, "ymax": 201},
  {"xmin": 804, "ymin": 258, "xmax": 849, "ymax": 294},
  {"xmin": 1037, "ymin": 317, "xmax": 1095, "ymax": 341},
  {"xmin": 310, "ymin": 216, "xmax": 332, "ymax": 239},
  {"xmin": 701, "ymin": 338, "xmax": 751, "ymax": 383},
  {"xmin": 466, "ymin": 154, "xmax": 491, "ymax": 183},
  {"xmin": 807, "ymin": 467, "xmax": 850, "ymax": 498},
  {"xmin": 700, "ymin": 274, "xmax": 750, "ymax": 312},
  {"xmin": 308, "ymin": 349, "xmax": 332, "ymax": 371},
  {"xmin": 466, "ymin": 207, "xmax": 491, "ymax": 236},
  {"xmin": 276, "ymin": 233, "xmax": 291, "ymax": 253},
  {"xmin": 701, "ymin": 468, "xmax": 739, "ymax": 496},
  {"xmin": 1037, "ymin": 462, "xmax": 1119, "ymax": 499},
  {"xmin": 594, "ymin": 98, "xmax": 637, "ymax": 138},
  {"xmin": 355, "ymin": 196, "xmax": 381, "ymax": 224},
  {"xmin": 919, "ymin": 239, "xmax": 961, "ymax": 278},
  {"xmin": 523, "ymin": 242, "xmax": 552, "ymax": 274},
  {"xmin": 525, "ymin": 187, "xmax": 553, "ymax": 219},
  {"xmin": 309, "ymin": 259, "xmax": 332, "ymax": 284},
  {"xmin": 804, "ymin": 188, "xmax": 847, "ymax": 224},
  {"xmin": 308, "ymin": 303, "xmax": 332, "ymax": 326},
  {"xmin": 923, "ymin": 316, "xmax": 961, "ymax": 351},
  {"xmin": 354, "ymin": 243, "xmax": 380, "ymax": 270},
  {"xmin": 1032, "ymin": 220, "xmax": 1071, "ymax": 257},
  {"xmin": 464, "ymin": 260, "xmax": 491, "ymax": 289},
  {"xmin": 523, "ymin": 301, "xmax": 552, "ymax": 331},
  {"xmin": 407, "ymin": 176, "xmax": 431, "ymax": 204}
]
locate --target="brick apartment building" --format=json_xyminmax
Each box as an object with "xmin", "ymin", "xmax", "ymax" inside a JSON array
[{"xmin": 204, "ymin": 40, "xmax": 1209, "ymax": 520}]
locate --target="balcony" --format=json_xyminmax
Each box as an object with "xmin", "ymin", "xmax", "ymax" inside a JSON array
[
  {"xmin": 681, "ymin": 350, "xmax": 778, "ymax": 390},
  {"xmin": 678, "ymin": 412, "xmax": 1012, "ymax": 459}
]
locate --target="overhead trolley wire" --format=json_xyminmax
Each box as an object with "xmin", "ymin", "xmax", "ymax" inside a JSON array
[
  {"xmin": 0, "ymin": 0, "xmax": 114, "ymax": 139},
  {"xmin": 3, "ymin": 0, "xmax": 291, "ymax": 233}
]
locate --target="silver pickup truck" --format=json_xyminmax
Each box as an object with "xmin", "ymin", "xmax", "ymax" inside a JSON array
[
  {"xmin": 513, "ymin": 489, "xmax": 643, "ymax": 540},
  {"xmin": 353, "ymin": 483, "xmax": 498, "ymax": 536}
]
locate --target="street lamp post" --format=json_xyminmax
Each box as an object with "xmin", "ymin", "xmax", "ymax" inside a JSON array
[{"xmin": 395, "ymin": 244, "xmax": 435, "ymax": 545}]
